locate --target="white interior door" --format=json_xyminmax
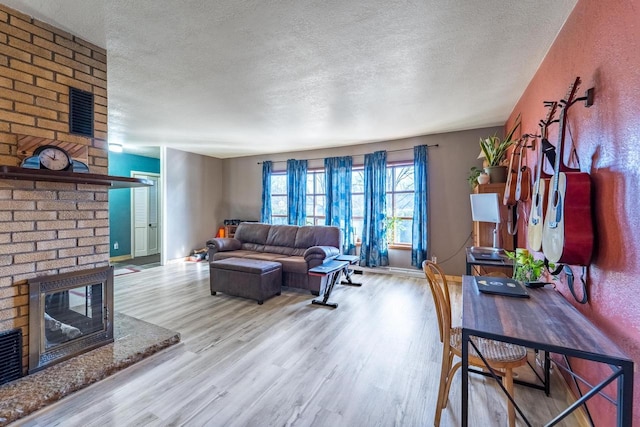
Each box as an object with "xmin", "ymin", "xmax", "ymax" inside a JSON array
[
  {"xmin": 146, "ymin": 176, "xmax": 159, "ymax": 254},
  {"xmin": 132, "ymin": 173, "xmax": 161, "ymax": 258}
]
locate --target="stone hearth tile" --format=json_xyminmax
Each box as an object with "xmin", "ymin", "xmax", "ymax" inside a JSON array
[{"xmin": 0, "ymin": 313, "xmax": 180, "ymax": 426}]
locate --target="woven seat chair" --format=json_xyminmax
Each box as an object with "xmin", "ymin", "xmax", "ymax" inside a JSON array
[{"xmin": 423, "ymin": 260, "xmax": 528, "ymax": 427}]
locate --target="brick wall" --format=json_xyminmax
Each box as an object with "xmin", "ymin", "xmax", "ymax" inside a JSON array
[{"xmin": 0, "ymin": 4, "xmax": 108, "ymax": 371}]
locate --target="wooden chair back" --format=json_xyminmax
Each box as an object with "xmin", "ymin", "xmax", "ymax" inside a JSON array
[{"xmin": 422, "ymin": 260, "xmax": 452, "ymax": 344}]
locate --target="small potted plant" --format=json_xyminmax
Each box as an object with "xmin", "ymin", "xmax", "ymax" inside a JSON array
[
  {"xmin": 467, "ymin": 166, "xmax": 489, "ymax": 190},
  {"xmin": 478, "ymin": 114, "xmax": 521, "ymax": 183},
  {"xmin": 505, "ymin": 248, "xmax": 552, "ymax": 284}
]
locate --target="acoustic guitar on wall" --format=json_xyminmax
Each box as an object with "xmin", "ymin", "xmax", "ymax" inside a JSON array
[
  {"xmin": 542, "ymin": 77, "xmax": 594, "ymax": 265},
  {"xmin": 514, "ymin": 134, "xmax": 531, "ymax": 203},
  {"xmin": 503, "ymin": 138, "xmax": 523, "ymax": 207},
  {"xmin": 527, "ymin": 101, "xmax": 558, "ymax": 251}
]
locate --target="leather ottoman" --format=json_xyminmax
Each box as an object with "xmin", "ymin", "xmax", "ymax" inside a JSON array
[{"xmin": 209, "ymin": 257, "xmax": 282, "ymax": 304}]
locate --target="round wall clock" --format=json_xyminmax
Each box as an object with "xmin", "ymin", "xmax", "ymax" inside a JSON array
[{"xmin": 33, "ymin": 145, "xmax": 72, "ymax": 171}]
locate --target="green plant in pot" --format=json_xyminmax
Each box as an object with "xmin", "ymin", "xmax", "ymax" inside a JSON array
[
  {"xmin": 467, "ymin": 166, "xmax": 482, "ymax": 190},
  {"xmin": 478, "ymin": 114, "xmax": 522, "ymax": 183},
  {"xmin": 505, "ymin": 248, "xmax": 552, "ymax": 283}
]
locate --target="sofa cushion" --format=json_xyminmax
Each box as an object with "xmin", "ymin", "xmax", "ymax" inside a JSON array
[
  {"xmin": 235, "ymin": 223, "xmax": 270, "ymax": 245},
  {"xmin": 244, "ymin": 252, "xmax": 290, "ymax": 262},
  {"xmin": 242, "ymin": 242, "xmax": 266, "ymax": 252},
  {"xmin": 212, "ymin": 250, "xmax": 257, "ymax": 261},
  {"xmin": 294, "ymin": 225, "xmax": 341, "ymax": 249},
  {"xmin": 276, "ymin": 256, "xmax": 308, "ymax": 275},
  {"xmin": 263, "ymin": 225, "xmax": 297, "ymax": 255}
]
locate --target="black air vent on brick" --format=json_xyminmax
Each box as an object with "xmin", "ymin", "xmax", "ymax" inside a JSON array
[
  {"xmin": 69, "ymin": 87, "xmax": 94, "ymax": 137},
  {"xmin": 0, "ymin": 329, "xmax": 22, "ymax": 385}
]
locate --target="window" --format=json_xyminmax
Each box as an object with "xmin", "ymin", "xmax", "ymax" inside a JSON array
[
  {"xmin": 305, "ymin": 170, "xmax": 325, "ymax": 225},
  {"xmin": 351, "ymin": 164, "xmax": 415, "ymax": 246},
  {"xmin": 270, "ymin": 172, "xmax": 287, "ymax": 224},
  {"xmin": 351, "ymin": 167, "xmax": 364, "ymax": 242},
  {"xmin": 270, "ymin": 162, "xmax": 415, "ymax": 246},
  {"xmin": 386, "ymin": 163, "xmax": 414, "ymax": 245}
]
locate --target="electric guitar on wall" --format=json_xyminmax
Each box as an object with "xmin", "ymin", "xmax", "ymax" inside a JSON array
[
  {"xmin": 514, "ymin": 134, "xmax": 531, "ymax": 203},
  {"xmin": 527, "ymin": 101, "xmax": 558, "ymax": 251},
  {"xmin": 542, "ymin": 77, "xmax": 594, "ymax": 265}
]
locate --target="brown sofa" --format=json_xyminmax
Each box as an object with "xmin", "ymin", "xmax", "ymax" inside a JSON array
[{"xmin": 207, "ymin": 223, "xmax": 341, "ymax": 295}]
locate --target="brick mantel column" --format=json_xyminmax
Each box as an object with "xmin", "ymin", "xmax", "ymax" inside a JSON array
[{"xmin": 0, "ymin": 3, "xmax": 109, "ymax": 371}]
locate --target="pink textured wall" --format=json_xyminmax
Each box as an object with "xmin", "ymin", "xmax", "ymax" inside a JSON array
[{"xmin": 507, "ymin": 0, "xmax": 640, "ymax": 424}]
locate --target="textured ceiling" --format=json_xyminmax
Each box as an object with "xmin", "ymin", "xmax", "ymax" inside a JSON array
[{"xmin": 2, "ymin": 0, "xmax": 578, "ymax": 159}]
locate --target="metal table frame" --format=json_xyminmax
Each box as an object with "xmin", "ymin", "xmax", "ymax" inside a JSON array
[{"xmin": 461, "ymin": 275, "xmax": 634, "ymax": 426}]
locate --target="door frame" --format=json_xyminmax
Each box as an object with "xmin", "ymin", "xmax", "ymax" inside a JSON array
[{"xmin": 130, "ymin": 171, "xmax": 162, "ymax": 259}]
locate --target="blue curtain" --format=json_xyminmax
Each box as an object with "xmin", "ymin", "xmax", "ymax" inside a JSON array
[
  {"xmin": 260, "ymin": 161, "xmax": 272, "ymax": 223},
  {"xmin": 411, "ymin": 145, "xmax": 429, "ymax": 267},
  {"xmin": 287, "ymin": 159, "xmax": 307, "ymax": 225},
  {"xmin": 324, "ymin": 156, "xmax": 354, "ymax": 254},
  {"xmin": 360, "ymin": 150, "xmax": 388, "ymax": 267}
]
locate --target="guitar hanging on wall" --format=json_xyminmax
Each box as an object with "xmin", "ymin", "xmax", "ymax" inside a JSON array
[
  {"xmin": 514, "ymin": 134, "xmax": 531, "ymax": 203},
  {"xmin": 503, "ymin": 139, "xmax": 520, "ymax": 207},
  {"xmin": 542, "ymin": 77, "xmax": 595, "ymax": 265},
  {"xmin": 503, "ymin": 137, "xmax": 527, "ymax": 236},
  {"xmin": 527, "ymin": 101, "xmax": 558, "ymax": 251}
]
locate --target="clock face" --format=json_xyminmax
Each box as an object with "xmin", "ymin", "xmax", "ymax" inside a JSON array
[{"xmin": 37, "ymin": 146, "xmax": 72, "ymax": 171}]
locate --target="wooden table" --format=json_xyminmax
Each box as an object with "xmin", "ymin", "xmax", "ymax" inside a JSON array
[
  {"xmin": 308, "ymin": 260, "xmax": 349, "ymax": 308},
  {"xmin": 461, "ymin": 275, "xmax": 634, "ymax": 426}
]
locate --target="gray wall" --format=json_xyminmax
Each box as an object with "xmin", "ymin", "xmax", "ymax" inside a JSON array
[
  {"xmin": 163, "ymin": 147, "xmax": 223, "ymax": 262},
  {"xmin": 220, "ymin": 127, "xmax": 501, "ymax": 275}
]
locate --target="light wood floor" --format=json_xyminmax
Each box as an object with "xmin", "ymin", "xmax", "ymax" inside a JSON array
[{"xmin": 17, "ymin": 263, "xmax": 584, "ymax": 426}]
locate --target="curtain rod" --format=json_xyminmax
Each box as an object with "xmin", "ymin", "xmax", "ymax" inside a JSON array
[{"xmin": 256, "ymin": 143, "xmax": 439, "ymax": 164}]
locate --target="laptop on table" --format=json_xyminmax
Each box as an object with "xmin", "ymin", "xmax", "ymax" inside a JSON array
[{"xmin": 474, "ymin": 276, "xmax": 529, "ymax": 298}]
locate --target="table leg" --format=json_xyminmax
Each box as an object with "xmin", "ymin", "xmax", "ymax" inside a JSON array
[
  {"xmin": 461, "ymin": 329, "xmax": 469, "ymax": 427},
  {"xmin": 620, "ymin": 361, "xmax": 634, "ymax": 427},
  {"xmin": 312, "ymin": 269, "xmax": 341, "ymax": 308},
  {"xmin": 544, "ymin": 351, "xmax": 551, "ymax": 396},
  {"xmin": 340, "ymin": 264, "xmax": 362, "ymax": 286}
]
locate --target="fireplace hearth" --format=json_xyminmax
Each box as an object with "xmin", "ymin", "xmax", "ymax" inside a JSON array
[{"xmin": 28, "ymin": 266, "xmax": 114, "ymax": 374}]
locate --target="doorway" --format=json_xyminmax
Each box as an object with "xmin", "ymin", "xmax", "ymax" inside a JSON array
[{"xmin": 131, "ymin": 172, "xmax": 161, "ymax": 260}]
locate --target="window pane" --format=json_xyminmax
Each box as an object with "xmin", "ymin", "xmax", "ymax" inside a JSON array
[
  {"xmin": 352, "ymin": 219, "xmax": 364, "ymax": 242},
  {"xmin": 306, "ymin": 196, "xmax": 314, "ymax": 217},
  {"xmin": 272, "ymin": 196, "xmax": 287, "ymax": 215},
  {"xmin": 272, "ymin": 216, "xmax": 287, "ymax": 225},
  {"xmin": 397, "ymin": 219, "xmax": 413, "ymax": 244},
  {"xmin": 352, "ymin": 194, "xmax": 364, "ymax": 218},
  {"xmin": 316, "ymin": 172, "xmax": 325, "ymax": 194},
  {"xmin": 394, "ymin": 193, "xmax": 414, "ymax": 217},
  {"xmin": 386, "ymin": 167, "xmax": 393, "ymax": 192},
  {"xmin": 352, "ymin": 170, "xmax": 364, "ymax": 193},
  {"xmin": 386, "ymin": 193, "xmax": 392, "ymax": 217},
  {"xmin": 395, "ymin": 166, "xmax": 414, "ymax": 191},
  {"xmin": 271, "ymin": 174, "xmax": 286, "ymax": 194},
  {"xmin": 306, "ymin": 174, "xmax": 314, "ymax": 193},
  {"xmin": 315, "ymin": 195, "xmax": 326, "ymax": 216}
]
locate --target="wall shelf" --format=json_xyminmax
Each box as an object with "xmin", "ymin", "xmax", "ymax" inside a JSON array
[{"xmin": 0, "ymin": 165, "xmax": 153, "ymax": 189}]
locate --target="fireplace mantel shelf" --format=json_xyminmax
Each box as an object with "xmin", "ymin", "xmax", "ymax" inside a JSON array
[{"xmin": 0, "ymin": 166, "xmax": 153, "ymax": 189}]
